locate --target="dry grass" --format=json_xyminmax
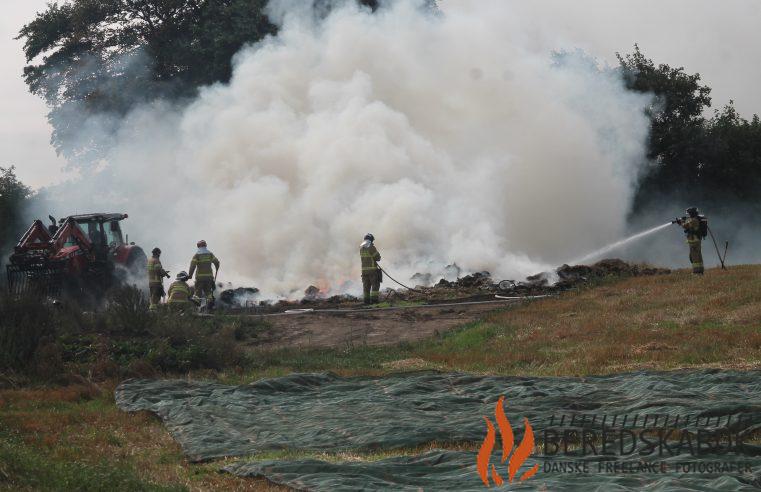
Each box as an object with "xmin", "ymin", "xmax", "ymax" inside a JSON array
[
  {"xmin": 0, "ymin": 383, "xmax": 287, "ymax": 491},
  {"xmin": 416, "ymin": 265, "xmax": 761, "ymax": 375}
]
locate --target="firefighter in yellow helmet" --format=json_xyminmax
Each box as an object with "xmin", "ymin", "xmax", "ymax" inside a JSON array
[
  {"xmin": 147, "ymin": 247, "xmax": 170, "ymax": 311},
  {"xmin": 188, "ymin": 240, "xmax": 220, "ymax": 307},
  {"xmin": 360, "ymin": 233, "xmax": 382, "ymax": 304},
  {"xmin": 167, "ymin": 271, "xmax": 195, "ymax": 311},
  {"xmin": 674, "ymin": 207, "xmax": 705, "ymax": 275}
]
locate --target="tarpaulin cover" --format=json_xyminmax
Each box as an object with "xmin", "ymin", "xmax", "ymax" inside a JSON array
[
  {"xmin": 115, "ymin": 370, "xmax": 761, "ymax": 462},
  {"xmin": 223, "ymin": 450, "xmax": 761, "ymax": 491}
]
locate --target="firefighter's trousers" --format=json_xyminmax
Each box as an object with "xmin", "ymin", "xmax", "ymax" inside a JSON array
[
  {"xmin": 149, "ymin": 284, "xmax": 164, "ymax": 310},
  {"xmin": 362, "ymin": 271, "xmax": 381, "ymax": 304},
  {"xmin": 688, "ymin": 239, "xmax": 704, "ymax": 274},
  {"xmin": 195, "ymin": 278, "xmax": 215, "ymax": 301}
]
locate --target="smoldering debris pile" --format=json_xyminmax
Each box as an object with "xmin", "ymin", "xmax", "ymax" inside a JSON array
[
  {"xmin": 399, "ymin": 258, "xmax": 670, "ymax": 300},
  {"xmin": 555, "ymin": 258, "xmax": 671, "ymax": 287},
  {"xmin": 218, "ymin": 287, "xmax": 260, "ymax": 308},
  {"xmin": 218, "ymin": 259, "xmax": 669, "ymax": 313}
]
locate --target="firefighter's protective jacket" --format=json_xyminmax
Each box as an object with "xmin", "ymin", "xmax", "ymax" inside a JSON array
[
  {"xmin": 168, "ymin": 280, "xmax": 191, "ymax": 303},
  {"xmin": 681, "ymin": 217, "xmax": 701, "ymax": 242},
  {"xmin": 147, "ymin": 257, "xmax": 167, "ymax": 286},
  {"xmin": 360, "ymin": 240, "xmax": 381, "ymax": 276},
  {"xmin": 189, "ymin": 248, "xmax": 220, "ymax": 280}
]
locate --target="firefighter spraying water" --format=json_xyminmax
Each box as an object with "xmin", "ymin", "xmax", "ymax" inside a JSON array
[
  {"xmin": 567, "ymin": 206, "xmax": 725, "ymax": 273},
  {"xmin": 672, "ymin": 207, "xmax": 708, "ymax": 274},
  {"xmin": 672, "ymin": 207, "xmax": 727, "ymax": 273}
]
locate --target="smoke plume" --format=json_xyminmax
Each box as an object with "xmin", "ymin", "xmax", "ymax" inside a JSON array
[{"xmin": 35, "ymin": 0, "xmax": 654, "ymax": 297}]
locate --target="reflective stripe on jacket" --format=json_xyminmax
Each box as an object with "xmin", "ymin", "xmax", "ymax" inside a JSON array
[
  {"xmin": 189, "ymin": 251, "xmax": 219, "ymax": 279},
  {"xmin": 360, "ymin": 242, "xmax": 381, "ymax": 274},
  {"xmin": 147, "ymin": 257, "xmax": 165, "ymax": 285},
  {"xmin": 168, "ymin": 281, "xmax": 191, "ymax": 303}
]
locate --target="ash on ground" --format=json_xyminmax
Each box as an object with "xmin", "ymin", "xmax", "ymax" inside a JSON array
[{"xmin": 219, "ymin": 259, "xmax": 669, "ymax": 314}]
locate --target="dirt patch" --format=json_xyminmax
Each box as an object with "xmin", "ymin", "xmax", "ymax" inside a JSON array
[
  {"xmin": 244, "ymin": 300, "xmax": 519, "ymax": 349},
  {"xmin": 632, "ymin": 341, "xmax": 678, "ymax": 355},
  {"xmin": 231, "ymin": 259, "xmax": 672, "ymax": 351},
  {"xmin": 381, "ymin": 358, "xmax": 442, "ymax": 371}
]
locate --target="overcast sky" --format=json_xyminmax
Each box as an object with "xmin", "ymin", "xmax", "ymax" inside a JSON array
[
  {"xmin": 2, "ymin": 0, "xmax": 760, "ymax": 189},
  {"xmin": 1, "ymin": 0, "xmax": 69, "ymax": 189}
]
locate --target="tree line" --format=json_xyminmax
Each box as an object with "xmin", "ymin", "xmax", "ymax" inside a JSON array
[{"xmin": 618, "ymin": 46, "xmax": 761, "ymax": 218}]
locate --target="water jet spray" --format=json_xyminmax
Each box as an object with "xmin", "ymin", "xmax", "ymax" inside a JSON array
[{"xmin": 567, "ymin": 223, "xmax": 672, "ymax": 265}]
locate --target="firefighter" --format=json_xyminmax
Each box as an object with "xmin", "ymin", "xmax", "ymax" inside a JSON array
[
  {"xmin": 674, "ymin": 207, "xmax": 705, "ymax": 275},
  {"xmin": 188, "ymin": 240, "xmax": 220, "ymax": 307},
  {"xmin": 167, "ymin": 271, "xmax": 194, "ymax": 311},
  {"xmin": 360, "ymin": 233, "xmax": 382, "ymax": 304},
  {"xmin": 147, "ymin": 247, "xmax": 170, "ymax": 311}
]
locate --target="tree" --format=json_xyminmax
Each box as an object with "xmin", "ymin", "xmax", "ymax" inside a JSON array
[
  {"xmin": 0, "ymin": 167, "xmax": 32, "ymax": 261},
  {"xmin": 617, "ymin": 45, "xmax": 713, "ymax": 207},
  {"xmin": 17, "ymin": 0, "xmax": 276, "ymax": 165},
  {"xmin": 701, "ymin": 103, "xmax": 761, "ymax": 205},
  {"xmin": 619, "ymin": 46, "xmax": 761, "ymax": 218},
  {"xmin": 17, "ymin": 0, "xmax": 387, "ymax": 167}
]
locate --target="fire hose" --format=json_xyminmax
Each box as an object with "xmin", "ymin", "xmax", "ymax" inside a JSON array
[
  {"xmin": 378, "ymin": 267, "xmax": 520, "ymax": 295},
  {"xmin": 377, "ymin": 265, "xmax": 425, "ymax": 293}
]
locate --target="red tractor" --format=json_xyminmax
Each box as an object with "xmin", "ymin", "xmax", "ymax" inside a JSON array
[{"xmin": 6, "ymin": 213, "xmax": 147, "ymax": 297}]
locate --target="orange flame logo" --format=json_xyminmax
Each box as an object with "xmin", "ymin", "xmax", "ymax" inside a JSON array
[{"xmin": 477, "ymin": 396, "xmax": 539, "ymax": 487}]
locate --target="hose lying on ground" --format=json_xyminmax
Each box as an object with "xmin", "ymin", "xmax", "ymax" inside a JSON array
[{"xmin": 377, "ymin": 266, "xmax": 425, "ymax": 293}]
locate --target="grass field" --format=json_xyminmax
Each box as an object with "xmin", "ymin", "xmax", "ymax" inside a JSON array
[{"xmin": 2, "ymin": 265, "xmax": 760, "ymax": 490}]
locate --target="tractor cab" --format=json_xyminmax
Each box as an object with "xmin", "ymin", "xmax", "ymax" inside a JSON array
[{"xmin": 61, "ymin": 213, "xmax": 129, "ymax": 260}]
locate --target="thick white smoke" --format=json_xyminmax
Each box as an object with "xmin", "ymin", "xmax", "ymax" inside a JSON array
[{"xmin": 38, "ymin": 0, "xmax": 653, "ymax": 297}]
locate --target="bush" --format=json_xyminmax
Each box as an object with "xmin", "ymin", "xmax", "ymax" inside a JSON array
[
  {"xmin": 145, "ymin": 316, "xmax": 241, "ymax": 372},
  {"xmin": 105, "ymin": 285, "xmax": 152, "ymax": 335},
  {"xmin": 1, "ymin": 290, "xmax": 251, "ymax": 379},
  {"xmin": 31, "ymin": 342, "xmax": 65, "ymax": 380},
  {"xmin": 0, "ymin": 294, "xmax": 55, "ymax": 370}
]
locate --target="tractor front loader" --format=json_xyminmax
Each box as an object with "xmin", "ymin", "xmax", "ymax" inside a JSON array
[{"xmin": 6, "ymin": 213, "xmax": 147, "ymax": 299}]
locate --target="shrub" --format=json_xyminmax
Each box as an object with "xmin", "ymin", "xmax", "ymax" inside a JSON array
[
  {"xmin": 31, "ymin": 342, "xmax": 65, "ymax": 380},
  {"xmin": 0, "ymin": 294, "xmax": 55, "ymax": 370},
  {"xmin": 144, "ymin": 316, "xmax": 242, "ymax": 372},
  {"xmin": 105, "ymin": 285, "xmax": 152, "ymax": 335}
]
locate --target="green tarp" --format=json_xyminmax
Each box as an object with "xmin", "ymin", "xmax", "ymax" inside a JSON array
[
  {"xmin": 115, "ymin": 370, "xmax": 761, "ymax": 461},
  {"xmin": 115, "ymin": 370, "xmax": 761, "ymax": 490}
]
